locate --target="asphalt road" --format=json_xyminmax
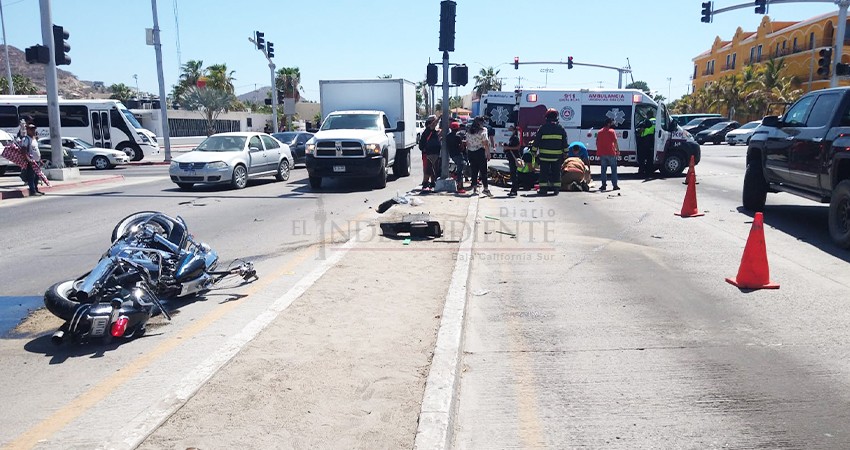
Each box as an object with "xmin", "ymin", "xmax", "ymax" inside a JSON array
[
  {"xmin": 3, "ymin": 144, "xmax": 850, "ymax": 448},
  {"xmin": 0, "ymin": 161, "xmax": 423, "ymax": 448},
  {"xmin": 454, "ymin": 143, "xmax": 850, "ymax": 448}
]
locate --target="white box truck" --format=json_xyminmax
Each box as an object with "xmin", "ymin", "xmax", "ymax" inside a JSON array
[{"xmin": 306, "ymin": 79, "xmax": 416, "ymax": 189}]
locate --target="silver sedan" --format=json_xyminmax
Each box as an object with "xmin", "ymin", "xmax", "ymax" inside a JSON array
[
  {"xmin": 169, "ymin": 132, "xmax": 293, "ymax": 190},
  {"xmin": 38, "ymin": 137, "xmax": 130, "ymax": 169}
]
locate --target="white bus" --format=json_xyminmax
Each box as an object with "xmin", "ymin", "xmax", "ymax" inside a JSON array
[{"xmin": 0, "ymin": 96, "xmax": 160, "ymax": 161}]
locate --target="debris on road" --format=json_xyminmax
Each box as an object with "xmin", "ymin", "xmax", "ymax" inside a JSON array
[{"xmin": 380, "ymin": 213, "xmax": 442, "ymax": 238}]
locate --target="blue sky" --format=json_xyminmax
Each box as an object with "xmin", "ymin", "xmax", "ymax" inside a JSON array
[{"xmin": 0, "ymin": 0, "xmax": 836, "ymax": 102}]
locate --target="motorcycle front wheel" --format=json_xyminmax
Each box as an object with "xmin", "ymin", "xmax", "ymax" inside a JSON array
[{"xmin": 43, "ymin": 280, "xmax": 82, "ymax": 321}]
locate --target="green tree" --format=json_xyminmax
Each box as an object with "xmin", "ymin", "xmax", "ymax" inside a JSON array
[
  {"xmin": 109, "ymin": 83, "xmax": 135, "ymax": 103},
  {"xmin": 276, "ymin": 67, "xmax": 302, "ymax": 103},
  {"xmin": 181, "ymin": 86, "xmax": 237, "ymax": 135},
  {"xmin": 473, "ymin": 66, "xmax": 502, "ymax": 97},
  {"xmin": 0, "ymin": 74, "xmax": 38, "ymax": 95},
  {"xmin": 625, "ymin": 81, "xmax": 651, "ymax": 94},
  {"xmin": 205, "ymin": 63, "xmax": 236, "ymax": 94}
]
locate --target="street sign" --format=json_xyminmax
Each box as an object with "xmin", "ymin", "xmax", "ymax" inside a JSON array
[
  {"xmin": 283, "ymin": 98, "xmax": 296, "ymax": 115},
  {"xmin": 146, "ymin": 28, "xmax": 154, "ymax": 46}
]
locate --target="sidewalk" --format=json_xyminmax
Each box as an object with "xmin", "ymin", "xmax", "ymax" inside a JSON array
[
  {"xmin": 138, "ymin": 193, "xmax": 478, "ymax": 450},
  {"xmin": 0, "ymin": 170, "xmax": 124, "ymax": 201}
]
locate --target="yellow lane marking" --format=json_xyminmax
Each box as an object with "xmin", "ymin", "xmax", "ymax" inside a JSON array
[{"xmin": 6, "ymin": 208, "xmax": 373, "ymax": 449}]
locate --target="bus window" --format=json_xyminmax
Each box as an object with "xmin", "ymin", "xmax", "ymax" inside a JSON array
[
  {"xmin": 59, "ymin": 105, "xmax": 89, "ymax": 127},
  {"xmin": 0, "ymin": 105, "xmax": 18, "ymax": 128},
  {"xmin": 18, "ymin": 106, "xmax": 49, "ymax": 127}
]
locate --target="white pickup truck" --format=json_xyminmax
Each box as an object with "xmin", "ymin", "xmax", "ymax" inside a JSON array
[
  {"xmin": 305, "ymin": 110, "xmax": 408, "ymax": 189},
  {"xmin": 306, "ymin": 79, "xmax": 416, "ymax": 190}
]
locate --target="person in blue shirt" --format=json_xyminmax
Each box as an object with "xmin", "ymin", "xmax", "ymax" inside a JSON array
[{"xmin": 567, "ymin": 141, "xmax": 592, "ymax": 185}]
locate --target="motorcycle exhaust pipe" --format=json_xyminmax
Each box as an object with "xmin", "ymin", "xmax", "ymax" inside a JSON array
[{"xmin": 51, "ymin": 330, "xmax": 65, "ymax": 345}]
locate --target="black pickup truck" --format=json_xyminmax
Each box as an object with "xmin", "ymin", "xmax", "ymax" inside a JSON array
[{"xmin": 743, "ymin": 87, "xmax": 850, "ymax": 248}]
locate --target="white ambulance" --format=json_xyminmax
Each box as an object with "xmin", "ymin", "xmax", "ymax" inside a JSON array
[
  {"xmin": 517, "ymin": 88, "xmax": 700, "ymax": 176},
  {"xmin": 480, "ymin": 91, "xmax": 519, "ymax": 159}
]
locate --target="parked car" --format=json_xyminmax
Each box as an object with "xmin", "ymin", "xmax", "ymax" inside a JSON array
[
  {"xmin": 37, "ymin": 144, "xmax": 78, "ymax": 168},
  {"xmin": 695, "ymin": 121, "xmax": 740, "ymax": 145},
  {"xmin": 271, "ymin": 131, "xmax": 313, "ymax": 165},
  {"xmin": 682, "ymin": 116, "xmax": 726, "ymax": 135},
  {"xmin": 0, "ymin": 129, "xmax": 16, "ymax": 175},
  {"xmin": 671, "ymin": 113, "xmax": 722, "ymax": 128},
  {"xmin": 38, "ymin": 137, "xmax": 129, "ymax": 169},
  {"xmin": 725, "ymin": 120, "xmax": 761, "ymax": 145},
  {"xmin": 415, "ymin": 120, "xmax": 425, "ymax": 142},
  {"xmin": 168, "ymin": 132, "xmax": 293, "ymax": 190}
]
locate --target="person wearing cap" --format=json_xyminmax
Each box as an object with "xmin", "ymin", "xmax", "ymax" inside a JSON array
[
  {"xmin": 531, "ymin": 108, "xmax": 568, "ymax": 195},
  {"xmin": 22, "ymin": 123, "xmax": 43, "ymax": 196},
  {"xmin": 446, "ymin": 121, "xmax": 466, "ymax": 193}
]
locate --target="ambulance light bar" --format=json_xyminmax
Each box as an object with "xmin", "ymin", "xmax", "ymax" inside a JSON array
[
  {"xmin": 526, "ymin": 93, "xmax": 538, "ymax": 102},
  {"xmin": 632, "ymin": 94, "xmax": 642, "ymax": 103}
]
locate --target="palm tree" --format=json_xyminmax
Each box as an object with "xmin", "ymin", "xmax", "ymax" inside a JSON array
[
  {"xmin": 473, "ymin": 66, "xmax": 502, "ymax": 97},
  {"xmin": 276, "ymin": 67, "xmax": 302, "ymax": 102},
  {"xmin": 206, "ymin": 63, "xmax": 236, "ymax": 94},
  {"xmin": 181, "ymin": 86, "xmax": 237, "ymax": 135},
  {"xmin": 109, "ymin": 83, "xmax": 135, "ymax": 103},
  {"xmin": 718, "ymin": 75, "xmax": 745, "ymax": 120}
]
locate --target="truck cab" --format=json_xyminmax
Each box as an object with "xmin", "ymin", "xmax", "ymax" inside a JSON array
[{"xmin": 305, "ymin": 110, "xmax": 407, "ymax": 189}]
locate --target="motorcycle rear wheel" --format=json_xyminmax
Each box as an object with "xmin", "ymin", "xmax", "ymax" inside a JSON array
[
  {"xmin": 43, "ymin": 280, "xmax": 81, "ymax": 321},
  {"xmin": 111, "ymin": 211, "xmax": 178, "ymax": 244}
]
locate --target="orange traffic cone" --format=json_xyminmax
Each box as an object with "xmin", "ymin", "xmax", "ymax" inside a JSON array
[
  {"xmin": 675, "ymin": 160, "xmax": 704, "ymax": 217},
  {"xmin": 682, "ymin": 155, "xmax": 699, "ymax": 185},
  {"xmin": 726, "ymin": 212, "xmax": 780, "ymax": 290}
]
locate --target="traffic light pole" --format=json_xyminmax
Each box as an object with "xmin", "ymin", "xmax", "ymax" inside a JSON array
[
  {"xmin": 833, "ymin": 1, "xmax": 849, "ymax": 87},
  {"xmin": 269, "ymin": 61, "xmax": 278, "ymax": 131},
  {"xmin": 38, "ymin": 0, "xmax": 64, "ymax": 170},
  {"xmin": 150, "ymin": 0, "xmax": 173, "ymax": 161},
  {"xmin": 439, "ymin": 50, "xmax": 453, "ymax": 191},
  {"xmin": 513, "ymin": 61, "xmax": 632, "ymax": 88}
]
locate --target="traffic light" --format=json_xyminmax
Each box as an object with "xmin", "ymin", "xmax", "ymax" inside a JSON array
[
  {"xmin": 277, "ymin": 89, "xmax": 284, "ymax": 104},
  {"xmin": 837, "ymin": 62, "xmax": 850, "ymax": 76},
  {"xmin": 264, "ymin": 98, "xmax": 272, "ymax": 106},
  {"xmin": 818, "ymin": 48, "xmax": 832, "ymax": 77},
  {"xmin": 701, "ymin": 1, "xmax": 712, "ymax": 23},
  {"xmin": 266, "ymin": 41, "xmax": 274, "ymax": 59},
  {"xmin": 255, "ymin": 31, "xmax": 265, "ymax": 50},
  {"xmin": 426, "ymin": 63, "xmax": 438, "ymax": 85},
  {"xmin": 567, "ymin": 56, "xmax": 574, "ymax": 70},
  {"xmin": 24, "ymin": 45, "xmax": 49, "ymax": 64},
  {"xmin": 754, "ymin": 0, "xmax": 767, "ymax": 14},
  {"xmin": 451, "ymin": 64, "xmax": 468, "ymax": 86},
  {"xmin": 514, "ymin": 56, "xmax": 519, "ymax": 70},
  {"xmin": 52, "ymin": 25, "xmax": 70, "ymax": 65},
  {"xmin": 438, "ymin": 0, "xmax": 456, "ymax": 52}
]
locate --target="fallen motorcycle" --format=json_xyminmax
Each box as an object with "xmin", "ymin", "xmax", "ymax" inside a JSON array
[{"xmin": 43, "ymin": 211, "xmax": 257, "ymax": 345}]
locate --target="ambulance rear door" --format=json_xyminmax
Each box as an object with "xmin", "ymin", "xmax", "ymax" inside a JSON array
[{"xmin": 654, "ymin": 102, "xmax": 673, "ymax": 161}]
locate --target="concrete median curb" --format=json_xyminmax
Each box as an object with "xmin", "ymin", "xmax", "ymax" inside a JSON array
[{"xmin": 0, "ymin": 174, "xmax": 124, "ymax": 201}]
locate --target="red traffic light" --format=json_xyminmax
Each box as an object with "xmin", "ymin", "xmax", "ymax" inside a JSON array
[
  {"xmin": 567, "ymin": 56, "xmax": 574, "ymax": 70},
  {"xmin": 514, "ymin": 56, "xmax": 519, "ymax": 70}
]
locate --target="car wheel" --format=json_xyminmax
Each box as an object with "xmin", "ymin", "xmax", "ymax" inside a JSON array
[
  {"xmin": 742, "ymin": 162, "xmax": 767, "ymax": 212},
  {"xmin": 393, "ymin": 148, "xmax": 410, "ymax": 177},
  {"xmin": 275, "ymin": 159, "xmax": 291, "ymax": 181},
  {"xmin": 231, "ymin": 165, "xmax": 248, "ymax": 189},
  {"xmin": 829, "ymin": 180, "xmax": 850, "ymax": 249},
  {"xmin": 177, "ymin": 182, "xmax": 194, "ymax": 190},
  {"xmin": 118, "ymin": 143, "xmax": 142, "ymax": 162},
  {"xmin": 373, "ymin": 158, "xmax": 387, "ymax": 189},
  {"xmin": 309, "ymin": 176, "xmax": 322, "ymax": 189},
  {"xmin": 660, "ymin": 152, "xmax": 686, "ymax": 177},
  {"xmin": 728, "ymin": 142, "xmax": 736, "ymax": 146},
  {"xmin": 92, "ymin": 155, "xmax": 110, "ymax": 170}
]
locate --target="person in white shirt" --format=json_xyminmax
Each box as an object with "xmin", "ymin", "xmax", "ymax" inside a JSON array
[{"xmin": 22, "ymin": 123, "xmax": 43, "ymax": 196}]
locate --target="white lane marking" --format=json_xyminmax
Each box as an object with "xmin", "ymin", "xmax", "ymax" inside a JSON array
[
  {"xmin": 414, "ymin": 196, "xmax": 479, "ymax": 450},
  {"xmin": 118, "ymin": 225, "xmax": 372, "ymax": 450}
]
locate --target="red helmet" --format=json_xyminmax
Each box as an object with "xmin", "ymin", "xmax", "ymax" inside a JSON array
[
  {"xmin": 449, "ymin": 121, "xmax": 460, "ymax": 130},
  {"xmin": 545, "ymin": 108, "xmax": 559, "ymax": 121}
]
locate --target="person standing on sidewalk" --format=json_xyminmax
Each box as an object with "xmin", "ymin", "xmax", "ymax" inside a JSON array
[
  {"xmin": 595, "ymin": 118, "xmax": 620, "ymax": 192},
  {"xmin": 446, "ymin": 121, "xmax": 467, "ymax": 193},
  {"xmin": 531, "ymin": 109, "xmax": 568, "ymax": 196},
  {"xmin": 22, "ymin": 123, "xmax": 43, "ymax": 196},
  {"xmin": 418, "ymin": 115, "xmax": 440, "ymax": 191},
  {"xmin": 504, "ymin": 125, "xmax": 522, "ymax": 197},
  {"xmin": 465, "ymin": 117, "xmax": 491, "ymax": 196}
]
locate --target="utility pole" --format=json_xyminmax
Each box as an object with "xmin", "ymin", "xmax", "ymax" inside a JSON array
[
  {"xmin": 1, "ymin": 2, "xmax": 14, "ymax": 94},
  {"xmin": 249, "ymin": 31, "xmax": 277, "ymax": 131},
  {"xmin": 38, "ymin": 0, "xmax": 64, "ymax": 170},
  {"xmin": 150, "ymin": 0, "xmax": 172, "ymax": 161}
]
